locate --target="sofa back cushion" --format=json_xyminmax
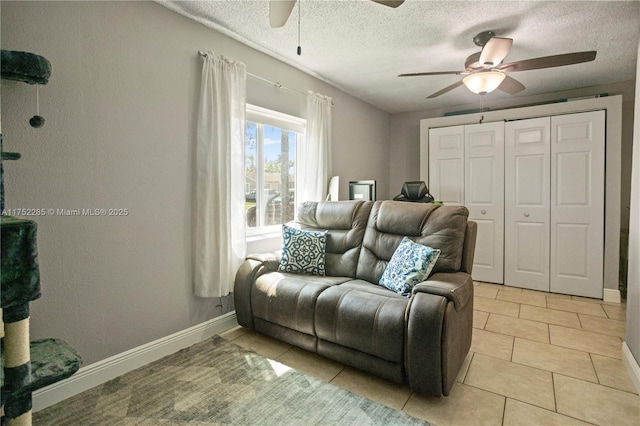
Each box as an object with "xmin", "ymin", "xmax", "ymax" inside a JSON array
[
  {"xmin": 356, "ymin": 201, "xmax": 468, "ymax": 283},
  {"xmin": 294, "ymin": 200, "xmax": 373, "ymax": 278}
]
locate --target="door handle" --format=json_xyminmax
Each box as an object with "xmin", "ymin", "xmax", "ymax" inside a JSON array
[
  {"xmin": 524, "ymin": 212, "xmax": 530, "ymax": 217},
  {"xmin": 481, "ymin": 210, "xmax": 487, "ymax": 215}
]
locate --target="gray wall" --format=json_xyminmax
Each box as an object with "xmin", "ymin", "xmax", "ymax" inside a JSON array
[
  {"xmin": 1, "ymin": 1, "xmax": 390, "ymax": 365},
  {"xmin": 625, "ymin": 38, "xmax": 640, "ymax": 370}
]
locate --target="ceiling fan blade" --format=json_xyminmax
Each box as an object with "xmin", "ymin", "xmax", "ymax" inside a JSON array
[
  {"xmin": 427, "ymin": 80, "xmax": 464, "ymax": 99},
  {"xmin": 479, "ymin": 37, "xmax": 513, "ymax": 66},
  {"xmin": 499, "ymin": 51, "xmax": 597, "ymax": 72},
  {"xmin": 497, "ymin": 75, "xmax": 526, "ymax": 94},
  {"xmin": 371, "ymin": 0, "xmax": 405, "ymax": 7},
  {"xmin": 270, "ymin": 0, "xmax": 296, "ymax": 28},
  {"xmin": 399, "ymin": 71, "xmax": 466, "ymax": 77}
]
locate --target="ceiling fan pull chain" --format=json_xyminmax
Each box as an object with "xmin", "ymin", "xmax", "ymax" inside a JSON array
[{"xmin": 297, "ymin": 0, "xmax": 302, "ymax": 55}]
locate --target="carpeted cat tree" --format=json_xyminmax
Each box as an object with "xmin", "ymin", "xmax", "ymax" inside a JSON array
[{"xmin": 1, "ymin": 50, "xmax": 82, "ymax": 426}]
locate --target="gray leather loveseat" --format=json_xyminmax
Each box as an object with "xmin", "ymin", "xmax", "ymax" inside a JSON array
[{"xmin": 234, "ymin": 200, "xmax": 477, "ymax": 397}]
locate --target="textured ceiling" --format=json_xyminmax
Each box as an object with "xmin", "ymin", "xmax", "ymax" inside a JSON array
[{"xmin": 160, "ymin": 0, "xmax": 640, "ymax": 113}]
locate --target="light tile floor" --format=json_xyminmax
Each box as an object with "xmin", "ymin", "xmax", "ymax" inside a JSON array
[{"xmin": 220, "ymin": 282, "xmax": 640, "ymax": 425}]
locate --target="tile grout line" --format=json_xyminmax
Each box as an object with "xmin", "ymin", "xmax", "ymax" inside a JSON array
[
  {"xmin": 584, "ymin": 352, "xmax": 640, "ymax": 396},
  {"xmin": 547, "ymin": 322, "xmax": 551, "ymax": 344},
  {"xmin": 479, "ymin": 348, "xmax": 553, "ymax": 375},
  {"xmin": 577, "ymin": 312, "xmax": 585, "ymax": 330},
  {"xmin": 588, "ymin": 352, "xmax": 602, "ymax": 388},
  {"xmin": 475, "ymin": 347, "xmax": 609, "ymax": 393},
  {"xmin": 505, "ymin": 396, "xmax": 600, "ymax": 426},
  {"xmin": 551, "ymin": 373, "xmax": 605, "ymax": 426},
  {"xmin": 399, "ymin": 390, "xmax": 413, "ymax": 412},
  {"xmin": 461, "ymin": 352, "xmax": 475, "ymax": 383},
  {"xmin": 462, "ymin": 381, "xmax": 559, "ymax": 416},
  {"xmin": 552, "ymin": 371, "xmax": 640, "ymax": 422},
  {"xmin": 592, "ymin": 381, "xmax": 640, "ymax": 396},
  {"xmin": 517, "ymin": 300, "xmax": 523, "ymax": 320},
  {"xmin": 475, "ymin": 295, "xmax": 615, "ymax": 321},
  {"xmin": 509, "ymin": 331, "xmax": 515, "ymax": 362},
  {"xmin": 479, "ymin": 316, "xmax": 554, "ymax": 346},
  {"xmin": 551, "ymin": 371, "xmax": 558, "ymax": 413},
  {"xmin": 512, "ymin": 310, "xmax": 628, "ymax": 341},
  {"xmin": 327, "ymin": 366, "xmax": 346, "ymax": 385},
  {"xmin": 580, "ymin": 312, "xmax": 627, "ymax": 323}
]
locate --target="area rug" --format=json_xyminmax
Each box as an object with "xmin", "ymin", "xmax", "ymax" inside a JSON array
[{"xmin": 33, "ymin": 336, "xmax": 428, "ymax": 425}]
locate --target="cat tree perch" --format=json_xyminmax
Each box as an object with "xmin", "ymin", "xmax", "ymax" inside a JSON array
[{"xmin": 1, "ymin": 50, "xmax": 81, "ymax": 426}]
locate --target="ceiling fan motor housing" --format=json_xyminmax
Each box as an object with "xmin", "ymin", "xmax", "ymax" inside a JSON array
[{"xmin": 473, "ymin": 31, "xmax": 496, "ymax": 47}]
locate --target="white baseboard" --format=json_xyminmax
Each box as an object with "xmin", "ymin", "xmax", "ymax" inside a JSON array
[
  {"xmin": 622, "ymin": 342, "xmax": 640, "ymax": 395},
  {"xmin": 32, "ymin": 311, "xmax": 238, "ymax": 412},
  {"xmin": 603, "ymin": 288, "xmax": 621, "ymax": 303}
]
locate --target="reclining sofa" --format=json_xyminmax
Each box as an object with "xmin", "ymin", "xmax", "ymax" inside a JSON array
[{"xmin": 234, "ymin": 200, "xmax": 477, "ymax": 397}]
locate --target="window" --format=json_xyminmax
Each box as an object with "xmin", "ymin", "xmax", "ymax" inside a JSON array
[{"xmin": 245, "ymin": 105, "xmax": 305, "ymax": 233}]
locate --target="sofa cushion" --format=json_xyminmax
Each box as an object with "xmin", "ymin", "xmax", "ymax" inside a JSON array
[
  {"xmin": 379, "ymin": 237, "xmax": 441, "ymax": 296},
  {"xmin": 295, "ymin": 201, "xmax": 373, "ymax": 278},
  {"xmin": 356, "ymin": 201, "xmax": 468, "ymax": 284},
  {"xmin": 315, "ymin": 282, "xmax": 408, "ymax": 364},
  {"xmin": 251, "ymin": 272, "xmax": 352, "ymax": 336},
  {"xmin": 333, "ymin": 280, "xmax": 410, "ymax": 299},
  {"xmin": 278, "ymin": 224, "xmax": 328, "ymax": 276}
]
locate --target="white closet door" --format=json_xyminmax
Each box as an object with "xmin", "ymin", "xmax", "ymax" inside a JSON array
[
  {"xmin": 550, "ymin": 111, "xmax": 605, "ymax": 298},
  {"xmin": 505, "ymin": 117, "xmax": 551, "ymax": 291},
  {"xmin": 465, "ymin": 122, "xmax": 504, "ymax": 284},
  {"xmin": 428, "ymin": 126, "xmax": 465, "ymax": 205}
]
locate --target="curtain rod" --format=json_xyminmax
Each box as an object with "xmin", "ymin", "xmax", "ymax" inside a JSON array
[{"xmin": 197, "ymin": 50, "xmax": 334, "ymax": 105}]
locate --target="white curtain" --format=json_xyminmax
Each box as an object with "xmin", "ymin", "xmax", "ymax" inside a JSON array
[
  {"xmin": 299, "ymin": 91, "xmax": 333, "ymax": 202},
  {"xmin": 194, "ymin": 50, "xmax": 247, "ymax": 298}
]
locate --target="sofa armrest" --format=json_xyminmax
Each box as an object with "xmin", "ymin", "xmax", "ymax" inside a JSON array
[
  {"xmin": 246, "ymin": 252, "xmax": 281, "ymax": 272},
  {"xmin": 461, "ymin": 221, "xmax": 477, "ymax": 274},
  {"xmin": 412, "ymin": 272, "xmax": 473, "ymax": 312},
  {"xmin": 406, "ymin": 273, "xmax": 474, "ymax": 396},
  {"xmin": 405, "ymin": 292, "xmax": 448, "ymax": 396},
  {"xmin": 234, "ymin": 253, "xmax": 280, "ymax": 328}
]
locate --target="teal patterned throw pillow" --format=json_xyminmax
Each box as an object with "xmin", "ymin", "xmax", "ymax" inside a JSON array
[
  {"xmin": 379, "ymin": 237, "xmax": 441, "ymax": 296},
  {"xmin": 278, "ymin": 224, "xmax": 328, "ymax": 276}
]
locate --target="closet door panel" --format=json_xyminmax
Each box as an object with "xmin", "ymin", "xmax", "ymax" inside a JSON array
[
  {"xmin": 465, "ymin": 122, "xmax": 504, "ymax": 283},
  {"xmin": 550, "ymin": 111, "xmax": 605, "ymax": 298},
  {"xmin": 555, "ymin": 224, "xmax": 589, "ymax": 277},
  {"xmin": 429, "ymin": 127, "xmax": 464, "ymax": 205},
  {"xmin": 505, "ymin": 117, "xmax": 551, "ymax": 291},
  {"xmin": 514, "ymin": 222, "xmax": 547, "ymax": 274},
  {"xmin": 473, "ymin": 219, "xmax": 497, "ymax": 267}
]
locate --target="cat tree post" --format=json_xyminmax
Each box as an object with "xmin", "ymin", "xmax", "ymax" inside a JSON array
[{"xmin": 2, "ymin": 307, "xmax": 33, "ymax": 425}]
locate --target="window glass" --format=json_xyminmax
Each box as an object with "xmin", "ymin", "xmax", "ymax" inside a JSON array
[{"xmin": 245, "ymin": 106, "xmax": 304, "ymax": 231}]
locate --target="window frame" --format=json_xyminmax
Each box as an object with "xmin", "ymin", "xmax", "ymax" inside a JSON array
[{"xmin": 245, "ymin": 104, "xmax": 306, "ymax": 237}]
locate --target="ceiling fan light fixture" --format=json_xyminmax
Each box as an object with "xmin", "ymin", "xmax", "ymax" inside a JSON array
[{"xmin": 462, "ymin": 71, "xmax": 506, "ymax": 95}]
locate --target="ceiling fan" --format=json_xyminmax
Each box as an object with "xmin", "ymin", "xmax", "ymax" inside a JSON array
[
  {"xmin": 399, "ymin": 31, "xmax": 597, "ymax": 99},
  {"xmin": 270, "ymin": 0, "xmax": 404, "ymax": 28}
]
